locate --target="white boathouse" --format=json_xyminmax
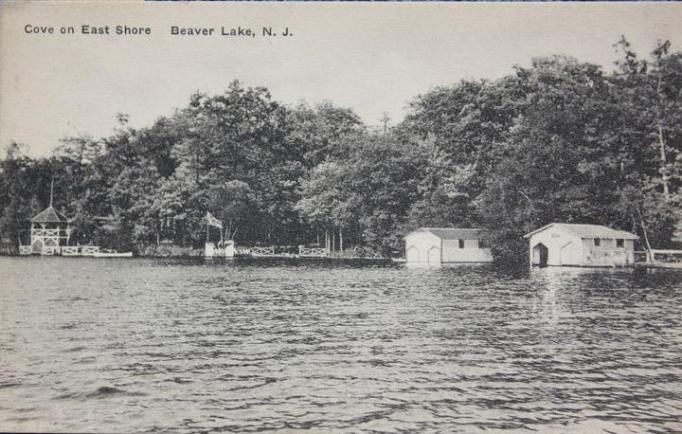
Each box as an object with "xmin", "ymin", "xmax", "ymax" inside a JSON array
[
  {"xmin": 524, "ymin": 223, "xmax": 639, "ymax": 267},
  {"xmin": 404, "ymin": 228, "xmax": 493, "ymax": 266}
]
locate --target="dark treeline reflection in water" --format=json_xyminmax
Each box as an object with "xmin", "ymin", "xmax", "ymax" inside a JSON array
[{"xmin": 1, "ymin": 257, "xmax": 680, "ymax": 433}]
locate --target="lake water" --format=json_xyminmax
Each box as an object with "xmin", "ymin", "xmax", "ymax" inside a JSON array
[{"xmin": 0, "ymin": 257, "xmax": 681, "ymax": 433}]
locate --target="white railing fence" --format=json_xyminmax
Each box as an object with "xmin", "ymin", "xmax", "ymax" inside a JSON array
[
  {"xmin": 651, "ymin": 249, "xmax": 682, "ymax": 263},
  {"xmin": 80, "ymin": 246, "xmax": 100, "ymax": 256},
  {"xmin": 298, "ymin": 246, "xmax": 329, "ymax": 257},
  {"xmin": 61, "ymin": 246, "xmax": 80, "ymax": 256},
  {"xmin": 251, "ymin": 246, "xmax": 275, "ymax": 256}
]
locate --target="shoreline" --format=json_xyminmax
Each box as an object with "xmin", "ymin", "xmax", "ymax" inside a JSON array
[
  {"xmin": 0, "ymin": 251, "xmax": 394, "ymax": 261},
  {"xmin": 4, "ymin": 254, "xmax": 682, "ymax": 271}
]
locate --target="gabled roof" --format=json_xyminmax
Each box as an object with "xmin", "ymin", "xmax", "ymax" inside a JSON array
[
  {"xmin": 31, "ymin": 206, "xmax": 69, "ymax": 224},
  {"xmin": 406, "ymin": 227, "xmax": 485, "ymax": 240},
  {"xmin": 523, "ymin": 223, "xmax": 638, "ymax": 240}
]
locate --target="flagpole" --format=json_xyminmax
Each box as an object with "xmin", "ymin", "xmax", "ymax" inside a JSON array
[{"xmin": 206, "ymin": 214, "xmax": 209, "ymax": 243}]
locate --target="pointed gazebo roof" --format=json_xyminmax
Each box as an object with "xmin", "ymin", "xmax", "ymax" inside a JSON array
[
  {"xmin": 31, "ymin": 178, "xmax": 70, "ymax": 224},
  {"xmin": 31, "ymin": 206, "xmax": 69, "ymax": 224}
]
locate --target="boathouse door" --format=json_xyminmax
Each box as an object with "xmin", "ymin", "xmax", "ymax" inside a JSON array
[
  {"xmin": 532, "ymin": 243, "xmax": 548, "ymax": 267},
  {"xmin": 427, "ymin": 246, "xmax": 440, "ymax": 265},
  {"xmin": 406, "ymin": 246, "xmax": 419, "ymax": 263}
]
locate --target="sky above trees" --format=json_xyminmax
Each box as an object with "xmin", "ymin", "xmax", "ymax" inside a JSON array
[{"xmin": 1, "ymin": 2, "xmax": 682, "ymax": 156}]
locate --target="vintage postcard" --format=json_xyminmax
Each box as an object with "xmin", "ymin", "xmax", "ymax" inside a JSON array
[{"xmin": 1, "ymin": 1, "xmax": 681, "ymax": 433}]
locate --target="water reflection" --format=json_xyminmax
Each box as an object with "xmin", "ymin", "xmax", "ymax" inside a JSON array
[{"xmin": 0, "ymin": 257, "xmax": 680, "ymax": 433}]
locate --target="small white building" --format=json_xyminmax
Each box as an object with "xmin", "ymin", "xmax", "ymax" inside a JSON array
[
  {"xmin": 405, "ymin": 228, "xmax": 493, "ymax": 266},
  {"xmin": 524, "ymin": 223, "xmax": 639, "ymax": 267},
  {"xmin": 29, "ymin": 205, "xmax": 71, "ymax": 255},
  {"xmin": 205, "ymin": 240, "xmax": 235, "ymax": 258}
]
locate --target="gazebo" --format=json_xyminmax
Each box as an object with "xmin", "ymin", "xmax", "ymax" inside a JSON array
[{"xmin": 29, "ymin": 199, "xmax": 71, "ymax": 255}]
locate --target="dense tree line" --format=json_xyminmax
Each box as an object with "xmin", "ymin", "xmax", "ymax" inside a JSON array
[{"xmin": 1, "ymin": 39, "xmax": 680, "ymax": 265}]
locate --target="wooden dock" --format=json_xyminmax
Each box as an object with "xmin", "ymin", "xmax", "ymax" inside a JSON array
[
  {"xmin": 232, "ymin": 245, "xmax": 330, "ymax": 259},
  {"xmin": 634, "ymin": 249, "xmax": 682, "ymax": 269}
]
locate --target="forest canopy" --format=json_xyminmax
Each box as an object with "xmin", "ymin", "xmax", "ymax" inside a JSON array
[{"xmin": 1, "ymin": 38, "xmax": 680, "ymax": 266}]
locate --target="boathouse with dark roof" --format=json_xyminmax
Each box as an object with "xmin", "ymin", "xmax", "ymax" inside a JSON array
[
  {"xmin": 523, "ymin": 223, "xmax": 639, "ymax": 267},
  {"xmin": 404, "ymin": 228, "xmax": 493, "ymax": 265}
]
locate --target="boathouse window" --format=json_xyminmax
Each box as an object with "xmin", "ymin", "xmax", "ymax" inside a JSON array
[
  {"xmin": 478, "ymin": 239, "xmax": 489, "ymax": 249},
  {"xmin": 594, "ymin": 238, "xmax": 601, "ymax": 247},
  {"xmin": 458, "ymin": 239, "xmax": 465, "ymax": 249},
  {"xmin": 616, "ymin": 239, "xmax": 624, "ymax": 248}
]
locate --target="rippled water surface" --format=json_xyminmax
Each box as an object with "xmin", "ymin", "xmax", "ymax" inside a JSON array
[{"xmin": 1, "ymin": 257, "xmax": 681, "ymax": 433}]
